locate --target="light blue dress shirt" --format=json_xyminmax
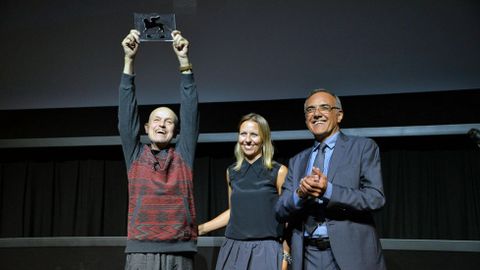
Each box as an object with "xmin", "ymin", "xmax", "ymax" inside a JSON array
[{"xmin": 294, "ymin": 131, "xmax": 339, "ymax": 238}]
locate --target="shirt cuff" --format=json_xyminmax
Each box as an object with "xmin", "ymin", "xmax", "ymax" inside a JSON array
[
  {"xmin": 322, "ymin": 182, "xmax": 333, "ymax": 200},
  {"xmin": 293, "ymin": 190, "xmax": 303, "ymax": 208}
]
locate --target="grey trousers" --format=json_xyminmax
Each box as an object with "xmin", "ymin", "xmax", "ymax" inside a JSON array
[
  {"xmin": 125, "ymin": 253, "xmax": 194, "ymax": 270},
  {"xmin": 304, "ymin": 245, "xmax": 340, "ymax": 270}
]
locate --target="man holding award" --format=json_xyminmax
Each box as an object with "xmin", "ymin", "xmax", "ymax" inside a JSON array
[{"xmin": 118, "ymin": 26, "xmax": 199, "ymax": 270}]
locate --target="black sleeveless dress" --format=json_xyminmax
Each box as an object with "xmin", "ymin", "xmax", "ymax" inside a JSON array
[{"xmin": 215, "ymin": 157, "xmax": 284, "ymax": 270}]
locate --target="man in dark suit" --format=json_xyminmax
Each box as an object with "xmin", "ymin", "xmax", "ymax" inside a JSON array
[{"xmin": 275, "ymin": 90, "xmax": 386, "ymax": 270}]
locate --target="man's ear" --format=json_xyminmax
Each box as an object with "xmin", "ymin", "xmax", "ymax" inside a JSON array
[
  {"xmin": 337, "ymin": 111, "xmax": 344, "ymax": 123},
  {"xmin": 174, "ymin": 124, "xmax": 180, "ymax": 137},
  {"xmin": 144, "ymin": 123, "xmax": 149, "ymax": 134}
]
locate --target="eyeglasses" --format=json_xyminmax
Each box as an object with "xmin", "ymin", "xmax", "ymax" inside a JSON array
[{"xmin": 305, "ymin": 104, "xmax": 341, "ymax": 114}]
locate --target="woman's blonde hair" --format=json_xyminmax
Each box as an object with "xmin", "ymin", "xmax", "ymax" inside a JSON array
[{"xmin": 233, "ymin": 113, "xmax": 275, "ymax": 171}]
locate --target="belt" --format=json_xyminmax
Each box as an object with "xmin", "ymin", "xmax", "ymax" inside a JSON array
[{"xmin": 304, "ymin": 238, "xmax": 331, "ymax": 251}]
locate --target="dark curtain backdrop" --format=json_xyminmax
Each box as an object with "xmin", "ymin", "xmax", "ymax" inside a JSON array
[
  {"xmin": 0, "ymin": 158, "xmax": 128, "ymax": 237},
  {"xmin": 375, "ymin": 136, "xmax": 480, "ymax": 239},
  {"xmin": 1, "ymin": 136, "xmax": 479, "ymax": 240}
]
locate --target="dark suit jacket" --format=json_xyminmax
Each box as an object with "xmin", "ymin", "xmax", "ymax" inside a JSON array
[{"xmin": 276, "ymin": 132, "xmax": 386, "ymax": 270}]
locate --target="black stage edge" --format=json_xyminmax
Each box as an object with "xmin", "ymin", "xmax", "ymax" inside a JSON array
[{"xmin": 1, "ymin": 237, "xmax": 480, "ymax": 270}]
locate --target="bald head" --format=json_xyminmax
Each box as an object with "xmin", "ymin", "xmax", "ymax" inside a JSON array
[
  {"xmin": 149, "ymin": 107, "xmax": 178, "ymax": 126},
  {"xmin": 144, "ymin": 107, "xmax": 179, "ymax": 150}
]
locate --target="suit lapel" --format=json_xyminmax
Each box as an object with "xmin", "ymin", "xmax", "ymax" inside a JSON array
[
  {"xmin": 298, "ymin": 148, "xmax": 313, "ymax": 180},
  {"xmin": 327, "ymin": 132, "xmax": 348, "ymax": 183}
]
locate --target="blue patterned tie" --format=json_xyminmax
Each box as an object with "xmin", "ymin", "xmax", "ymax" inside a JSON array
[
  {"xmin": 313, "ymin": 143, "xmax": 326, "ymax": 173},
  {"xmin": 304, "ymin": 143, "xmax": 327, "ymax": 235}
]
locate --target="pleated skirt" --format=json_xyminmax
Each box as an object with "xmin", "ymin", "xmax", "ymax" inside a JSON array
[{"xmin": 215, "ymin": 238, "xmax": 283, "ymax": 270}]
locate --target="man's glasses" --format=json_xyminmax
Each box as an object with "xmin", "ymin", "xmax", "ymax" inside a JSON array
[{"xmin": 305, "ymin": 104, "xmax": 341, "ymax": 114}]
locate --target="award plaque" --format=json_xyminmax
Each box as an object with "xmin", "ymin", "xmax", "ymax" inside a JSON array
[{"xmin": 134, "ymin": 13, "xmax": 176, "ymax": 42}]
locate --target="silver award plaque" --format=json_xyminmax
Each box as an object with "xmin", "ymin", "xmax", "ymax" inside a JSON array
[{"xmin": 134, "ymin": 13, "xmax": 176, "ymax": 42}]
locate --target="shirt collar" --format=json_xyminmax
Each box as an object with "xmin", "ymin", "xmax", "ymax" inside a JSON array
[
  {"xmin": 240, "ymin": 156, "xmax": 264, "ymax": 175},
  {"xmin": 313, "ymin": 131, "xmax": 340, "ymax": 151}
]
